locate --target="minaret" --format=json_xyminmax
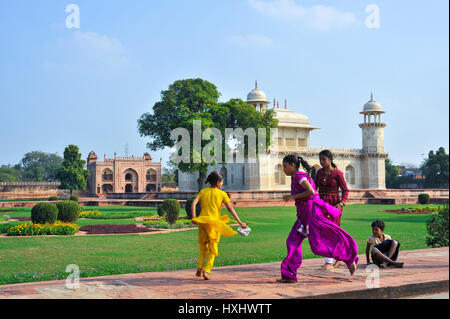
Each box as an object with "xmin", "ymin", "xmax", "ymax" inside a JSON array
[{"xmin": 359, "ymin": 93, "xmax": 387, "ymax": 189}]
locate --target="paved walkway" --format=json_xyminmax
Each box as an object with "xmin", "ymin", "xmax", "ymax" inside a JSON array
[{"xmin": 0, "ymin": 247, "xmax": 448, "ymax": 299}]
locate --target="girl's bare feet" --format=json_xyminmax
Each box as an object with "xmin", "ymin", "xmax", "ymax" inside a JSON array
[
  {"xmin": 320, "ymin": 263, "xmax": 334, "ymax": 270},
  {"xmin": 334, "ymin": 260, "xmax": 345, "ymax": 268},
  {"xmin": 348, "ymin": 262, "xmax": 357, "ymax": 275},
  {"xmin": 276, "ymin": 278, "xmax": 297, "ymax": 283},
  {"xmin": 202, "ymin": 271, "xmax": 210, "ymax": 280},
  {"xmin": 195, "ymin": 269, "xmax": 202, "ymax": 277}
]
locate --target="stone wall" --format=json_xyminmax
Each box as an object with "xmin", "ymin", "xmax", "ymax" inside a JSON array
[{"xmin": 0, "ymin": 182, "xmax": 90, "ymax": 200}]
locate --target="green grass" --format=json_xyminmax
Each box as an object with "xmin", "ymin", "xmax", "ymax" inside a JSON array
[{"xmin": 0, "ymin": 204, "xmax": 443, "ymax": 285}]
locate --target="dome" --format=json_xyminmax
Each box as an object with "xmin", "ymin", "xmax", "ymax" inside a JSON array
[
  {"xmin": 274, "ymin": 108, "xmax": 310, "ymax": 125},
  {"xmin": 362, "ymin": 93, "xmax": 384, "ymax": 113},
  {"xmin": 246, "ymin": 81, "xmax": 269, "ymax": 102}
]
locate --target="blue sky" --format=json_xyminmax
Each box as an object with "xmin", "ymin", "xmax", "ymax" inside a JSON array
[{"xmin": 0, "ymin": 0, "xmax": 448, "ymax": 169}]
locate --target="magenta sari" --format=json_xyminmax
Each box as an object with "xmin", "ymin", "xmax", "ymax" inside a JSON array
[{"xmin": 280, "ymin": 171, "xmax": 358, "ymax": 282}]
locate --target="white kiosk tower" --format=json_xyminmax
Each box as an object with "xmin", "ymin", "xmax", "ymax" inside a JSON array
[{"xmin": 359, "ymin": 93, "xmax": 387, "ymax": 189}]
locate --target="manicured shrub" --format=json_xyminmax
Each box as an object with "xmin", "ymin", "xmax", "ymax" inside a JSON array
[
  {"xmin": 418, "ymin": 193, "xmax": 430, "ymax": 204},
  {"xmin": 426, "ymin": 205, "xmax": 449, "ymax": 248},
  {"xmin": 31, "ymin": 202, "xmax": 58, "ymax": 224},
  {"xmin": 56, "ymin": 200, "xmax": 81, "ymax": 223},
  {"xmin": 7, "ymin": 221, "xmax": 79, "ymax": 236},
  {"xmin": 162, "ymin": 199, "xmax": 180, "ymax": 225},
  {"xmin": 185, "ymin": 196, "xmax": 201, "ymax": 220},
  {"xmin": 49, "ymin": 196, "xmax": 58, "ymax": 201},
  {"xmin": 157, "ymin": 204, "xmax": 165, "ymax": 217},
  {"xmin": 70, "ymin": 195, "xmax": 79, "ymax": 202}
]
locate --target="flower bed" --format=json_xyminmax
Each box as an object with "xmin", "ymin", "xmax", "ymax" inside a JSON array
[
  {"xmin": 7, "ymin": 221, "xmax": 79, "ymax": 236},
  {"xmin": 80, "ymin": 210, "xmax": 102, "ymax": 218},
  {"xmin": 384, "ymin": 207, "xmax": 442, "ymax": 214},
  {"xmin": 79, "ymin": 224, "xmax": 156, "ymax": 234}
]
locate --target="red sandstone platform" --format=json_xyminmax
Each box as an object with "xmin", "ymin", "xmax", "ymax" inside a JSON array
[{"xmin": 0, "ymin": 247, "xmax": 447, "ymax": 299}]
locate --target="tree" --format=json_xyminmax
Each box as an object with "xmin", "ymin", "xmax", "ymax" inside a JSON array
[
  {"xmin": 385, "ymin": 158, "xmax": 400, "ymax": 189},
  {"xmin": 17, "ymin": 151, "xmax": 63, "ymax": 182},
  {"xmin": 421, "ymin": 147, "xmax": 449, "ymax": 188},
  {"xmin": 137, "ymin": 78, "xmax": 278, "ymax": 190},
  {"xmin": 0, "ymin": 165, "xmax": 22, "ymax": 182},
  {"xmin": 56, "ymin": 145, "xmax": 90, "ymax": 196}
]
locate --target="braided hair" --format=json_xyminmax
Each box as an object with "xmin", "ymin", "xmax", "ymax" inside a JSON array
[
  {"xmin": 283, "ymin": 154, "xmax": 312, "ymax": 176},
  {"xmin": 319, "ymin": 149, "xmax": 337, "ymax": 169},
  {"xmin": 205, "ymin": 170, "xmax": 223, "ymax": 187}
]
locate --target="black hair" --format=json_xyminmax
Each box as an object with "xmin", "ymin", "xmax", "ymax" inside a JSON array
[
  {"xmin": 371, "ymin": 220, "xmax": 385, "ymax": 231},
  {"xmin": 319, "ymin": 149, "xmax": 337, "ymax": 169},
  {"xmin": 283, "ymin": 155, "xmax": 311, "ymax": 176},
  {"xmin": 205, "ymin": 170, "xmax": 223, "ymax": 187}
]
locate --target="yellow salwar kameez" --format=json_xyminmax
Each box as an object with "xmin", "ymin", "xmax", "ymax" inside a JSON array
[{"xmin": 191, "ymin": 187, "xmax": 237, "ymax": 274}]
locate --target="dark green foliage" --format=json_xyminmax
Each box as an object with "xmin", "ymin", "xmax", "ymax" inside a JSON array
[
  {"xmin": 421, "ymin": 147, "xmax": 449, "ymax": 188},
  {"xmin": 17, "ymin": 151, "xmax": 63, "ymax": 182},
  {"xmin": 56, "ymin": 145, "xmax": 90, "ymax": 195},
  {"xmin": 49, "ymin": 196, "xmax": 58, "ymax": 201},
  {"xmin": 31, "ymin": 202, "xmax": 58, "ymax": 224},
  {"xmin": 70, "ymin": 195, "xmax": 79, "ymax": 202},
  {"xmin": 385, "ymin": 158, "xmax": 400, "ymax": 189},
  {"xmin": 185, "ymin": 196, "xmax": 201, "ymax": 220},
  {"xmin": 162, "ymin": 199, "xmax": 180, "ymax": 225},
  {"xmin": 56, "ymin": 200, "xmax": 81, "ymax": 223},
  {"xmin": 157, "ymin": 204, "xmax": 165, "ymax": 217},
  {"xmin": 426, "ymin": 205, "xmax": 449, "ymax": 248},
  {"xmin": 418, "ymin": 193, "xmax": 430, "ymax": 204}
]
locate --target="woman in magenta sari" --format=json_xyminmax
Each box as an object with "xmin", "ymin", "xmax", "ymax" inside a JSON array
[
  {"xmin": 277, "ymin": 155, "xmax": 358, "ymax": 283},
  {"xmin": 315, "ymin": 149, "xmax": 350, "ymax": 270}
]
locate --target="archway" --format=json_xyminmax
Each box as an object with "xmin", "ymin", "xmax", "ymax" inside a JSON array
[
  {"xmin": 146, "ymin": 169, "xmax": 157, "ymax": 182},
  {"xmin": 125, "ymin": 184, "xmax": 133, "ymax": 193},
  {"xmin": 102, "ymin": 184, "xmax": 113, "ymax": 194},
  {"xmin": 123, "ymin": 168, "xmax": 138, "ymax": 193},
  {"xmin": 102, "ymin": 168, "xmax": 113, "ymax": 181},
  {"xmin": 345, "ymin": 165, "xmax": 355, "ymax": 185},
  {"xmin": 146, "ymin": 184, "xmax": 156, "ymax": 192},
  {"xmin": 274, "ymin": 164, "xmax": 286, "ymax": 185}
]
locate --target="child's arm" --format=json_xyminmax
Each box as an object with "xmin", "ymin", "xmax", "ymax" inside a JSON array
[
  {"xmin": 224, "ymin": 202, "xmax": 247, "ymax": 229},
  {"xmin": 366, "ymin": 243, "xmax": 372, "ymax": 264},
  {"xmin": 283, "ymin": 179, "xmax": 315, "ymax": 201}
]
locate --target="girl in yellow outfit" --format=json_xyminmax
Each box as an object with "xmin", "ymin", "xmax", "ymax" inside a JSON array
[{"xmin": 191, "ymin": 171, "xmax": 247, "ymax": 280}]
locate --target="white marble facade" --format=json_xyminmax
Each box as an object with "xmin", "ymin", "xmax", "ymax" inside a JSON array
[{"xmin": 178, "ymin": 83, "xmax": 387, "ymax": 191}]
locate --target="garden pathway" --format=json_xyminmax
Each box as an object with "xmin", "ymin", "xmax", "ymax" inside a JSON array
[{"xmin": 0, "ymin": 247, "xmax": 447, "ymax": 299}]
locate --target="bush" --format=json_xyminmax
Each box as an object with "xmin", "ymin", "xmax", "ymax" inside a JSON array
[
  {"xmin": 157, "ymin": 204, "xmax": 165, "ymax": 217},
  {"xmin": 31, "ymin": 202, "xmax": 58, "ymax": 224},
  {"xmin": 426, "ymin": 205, "xmax": 449, "ymax": 248},
  {"xmin": 49, "ymin": 196, "xmax": 58, "ymax": 201},
  {"xmin": 185, "ymin": 196, "xmax": 201, "ymax": 220},
  {"xmin": 162, "ymin": 199, "xmax": 180, "ymax": 225},
  {"xmin": 70, "ymin": 195, "xmax": 79, "ymax": 202},
  {"xmin": 56, "ymin": 200, "xmax": 81, "ymax": 223},
  {"xmin": 418, "ymin": 193, "xmax": 430, "ymax": 204},
  {"xmin": 7, "ymin": 221, "xmax": 79, "ymax": 236}
]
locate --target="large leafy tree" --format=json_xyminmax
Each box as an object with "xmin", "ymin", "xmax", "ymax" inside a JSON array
[
  {"xmin": 0, "ymin": 165, "xmax": 22, "ymax": 182},
  {"xmin": 385, "ymin": 158, "xmax": 400, "ymax": 189},
  {"xmin": 138, "ymin": 78, "xmax": 278, "ymax": 190},
  {"xmin": 421, "ymin": 147, "xmax": 449, "ymax": 188},
  {"xmin": 56, "ymin": 145, "xmax": 90, "ymax": 196},
  {"xmin": 17, "ymin": 151, "xmax": 63, "ymax": 182}
]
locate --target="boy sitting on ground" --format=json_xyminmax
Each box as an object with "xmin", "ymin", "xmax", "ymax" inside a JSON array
[{"xmin": 366, "ymin": 220, "xmax": 404, "ymax": 268}]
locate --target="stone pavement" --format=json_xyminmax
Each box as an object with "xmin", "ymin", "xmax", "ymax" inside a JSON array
[{"xmin": 0, "ymin": 247, "xmax": 447, "ymax": 299}]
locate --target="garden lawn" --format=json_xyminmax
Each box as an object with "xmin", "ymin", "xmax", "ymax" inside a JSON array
[{"xmin": 0, "ymin": 204, "xmax": 440, "ymax": 285}]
